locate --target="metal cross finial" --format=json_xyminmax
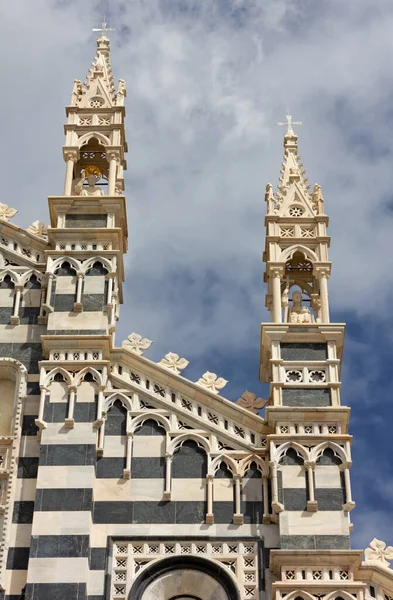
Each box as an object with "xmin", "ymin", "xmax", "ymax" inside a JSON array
[
  {"xmin": 277, "ymin": 114, "xmax": 302, "ymax": 135},
  {"xmin": 92, "ymin": 17, "xmax": 115, "ymax": 38}
]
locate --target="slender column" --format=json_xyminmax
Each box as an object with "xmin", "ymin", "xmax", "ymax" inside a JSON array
[
  {"xmin": 106, "ymin": 274, "xmax": 114, "ymax": 307},
  {"xmin": 35, "ymin": 387, "xmax": 48, "ymax": 430},
  {"xmin": 271, "ymin": 268, "xmax": 283, "ymax": 323},
  {"xmin": 64, "ymin": 152, "xmax": 77, "ymax": 196},
  {"xmin": 74, "ymin": 273, "xmax": 84, "ymax": 312},
  {"xmin": 164, "ymin": 453, "xmax": 172, "ymax": 500},
  {"xmin": 45, "ymin": 274, "xmax": 54, "ymax": 307},
  {"xmin": 108, "ymin": 152, "xmax": 119, "ymax": 195},
  {"xmin": 97, "ymin": 420, "xmax": 106, "ymax": 456},
  {"xmin": 65, "ymin": 386, "xmax": 77, "ymax": 428},
  {"xmin": 305, "ymin": 461, "xmax": 318, "ymax": 512},
  {"xmin": 319, "ymin": 271, "xmax": 330, "ymax": 323},
  {"xmin": 262, "ymin": 476, "xmax": 269, "ymax": 520},
  {"xmin": 123, "ymin": 434, "xmax": 133, "ymax": 479},
  {"xmin": 342, "ymin": 464, "xmax": 355, "ymax": 511},
  {"xmin": 270, "ymin": 461, "xmax": 284, "ymax": 513},
  {"xmin": 206, "ymin": 474, "xmax": 214, "ymax": 524},
  {"xmin": 233, "ymin": 475, "xmax": 243, "ymax": 524},
  {"xmin": 11, "ymin": 286, "xmax": 23, "ymax": 325}
]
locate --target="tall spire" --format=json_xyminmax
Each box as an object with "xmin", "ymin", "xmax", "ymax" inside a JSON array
[{"xmin": 70, "ymin": 20, "xmax": 126, "ymax": 109}]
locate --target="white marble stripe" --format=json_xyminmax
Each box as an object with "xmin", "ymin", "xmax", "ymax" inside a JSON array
[
  {"xmin": 87, "ymin": 569, "xmax": 105, "ymax": 595},
  {"xmin": 0, "ymin": 325, "xmax": 45, "ymax": 343},
  {"xmin": 26, "ymin": 557, "xmax": 89, "ymax": 583},
  {"xmin": 31, "ymin": 511, "xmax": 92, "ymax": 536},
  {"xmin": 37, "ymin": 465, "xmax": 95, "ymax": 489},
  {"xmin": 41, "ymin": 423, "xmax": 97, "ymax": 445}
]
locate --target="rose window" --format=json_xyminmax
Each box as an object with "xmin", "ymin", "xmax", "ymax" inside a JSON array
[
  {"xmin": 286, "ymin": 370, "xmax": 303, "ymax": 382},
  {"xmin": 309, "ymin": 370, "xmax": 326, "ymax": 383},
  {"xmin": 89, "ymin": 97, "xmax": 105, "ymax": 108},
  {"xmin": 288, "ymin": 206, "xmax": 304, "ymax": 217}
]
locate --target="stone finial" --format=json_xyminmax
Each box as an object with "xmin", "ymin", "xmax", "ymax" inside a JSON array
[
  {"xmin": 0, "ymin": 203, "xmax": 17, "ymax": 221},
  {"xmin": 27, "ymin": 220, "xmax": 47, "ymax": 237},
  {"xmin": 159, "ymin": 352, "xmax": 189, "ymax": 375},
  {"xmin": 122, "ymin": 332, "xmax": 152, "ymax": 356},
  {"xmin": 364, "ymin": 538, "xmax": 393, "ymax": 567},
  {"xmin": 196, "ymin": 371, "xmax": 228, "ymax": 394},
  {"xmin": 235, "ymin": 391, "xmax": 267, "ymax": 414}
]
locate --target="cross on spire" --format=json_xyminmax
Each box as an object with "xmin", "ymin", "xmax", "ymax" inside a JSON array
[
  {"xmin": 92, "ymin": 17, "xmax": 115, "ymax": 39},
  {"xmin": 277, "ymin": 114, "xmax": 302, "ymax": 135}
]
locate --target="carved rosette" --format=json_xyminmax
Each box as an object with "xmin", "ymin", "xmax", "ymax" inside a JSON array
[
  {"xmin": 364, "ymin": 538, "xmax": 393, "ymax": 567},
  {"xmin": 235, "ymin": 391, "xmax": 266, "ymax": 414},
  {"xmin": 196, "ymin": 371, "xmax": 228, "ymax": 394},
  {"xmin": 158, "ymin": 352, "xmax": 189, "ymax": 375},
  {"xmin": 122, "ymin": 333, "xmax": 152, "ymax": 356}
]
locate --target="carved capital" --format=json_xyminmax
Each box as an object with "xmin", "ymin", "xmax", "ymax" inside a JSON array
[
  {"xmin": 304, "ymin": 460, "xmax": 316, "ymax": 469},
  {"xmin": 64, "ymin": 150, "xmax": 78, "ymax": 163},
  {"xmin": 106, "ymin": 150, "xmax": 120, "ymax": 162},
  {"xmin": 270, "ymin": 266, "xmax": 284, "ymax": 279}
]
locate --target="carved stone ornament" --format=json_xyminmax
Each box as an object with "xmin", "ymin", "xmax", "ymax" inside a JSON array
[
  {"xmin": 196, "ymin": 371, "xmax": 228, "ymax": 394},
  {"xmin": 0, "ymin": 203, "xmax": 17, "ymax": 221},
  {"xmin": 27, "ymin": 220, "xmax": 48, "ymax": 237},
  {"xmin": 158, "ymin": 352, "xmax": 189, "ymax": 374},
  {"xmin": 364, "ymin": 538, "xmax": 393, "ymax": 567},
  {"xmin": 122, "ymin": 332, "xmax": 152, "ymax": 356},
  {"xmin": 235, "ymin": 391, "xmax": 267, "ymax": 414}
]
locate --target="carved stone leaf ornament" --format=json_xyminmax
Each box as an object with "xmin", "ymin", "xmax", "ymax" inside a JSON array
[
  {"xmin": 236, "ymin": 391, "xmax": 267, "ymax": 414},
  {"xmin": 27, "ymin": 220, "xmax": 48, "ymax": 237},
  {"xmin": 158, "ymin": 352, "xmax": 189, "ymax": 374},
  {"xmin": 122, "ymin": 332, "xmax": 152, "ymax": 356},
  {"xmin": 364, "ymin": 538, "xmax": 393, "ymax": 566},
  {"xmin": 196, "ymin": 371, "xmax": 228, "ymax": 394},
  {"xmin": 0, "ymin": 203, "xmax": 17, "ymax": 221}
]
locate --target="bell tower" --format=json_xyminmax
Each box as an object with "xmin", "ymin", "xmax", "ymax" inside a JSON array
[
  {"xmin": 261, "ymin": 114, "xmax": 354, "ymax": 538},
  {"xmin": 43, "ymin": 27, "xmax": 128, "ymax": 342}
]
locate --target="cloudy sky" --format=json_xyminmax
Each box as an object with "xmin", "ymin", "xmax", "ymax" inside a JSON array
[{"xmin": 2, "ymin": 0, "xmax": 393, "ymax": 549}]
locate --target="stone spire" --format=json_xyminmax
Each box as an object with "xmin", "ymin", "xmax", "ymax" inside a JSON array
[
  {"xmin": 70, "ymin": 24, "xmax": 126, "ymax": 109},
  {"xmin": 266, "ymin": 115, "xmax": 323, "ymax": 218}
]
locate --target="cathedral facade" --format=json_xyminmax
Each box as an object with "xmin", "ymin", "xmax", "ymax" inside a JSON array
[{"xmin": 0, "ymin": 30, "xmax": 392, "ymax": 600}]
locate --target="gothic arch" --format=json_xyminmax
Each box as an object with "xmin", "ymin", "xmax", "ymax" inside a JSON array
[
  {"xmin": 83, "ymin": 256, "xmax": 113, "ymax": 274},
  {"xmin": 239, "ymin": 454, "xmax": 269, "ymax": 477},
  {"xmin": 43, "ymin": 367, "xmax": 73, "ymax": 387},
  {"xmin": 20, "ymin": 269, "xmax": 45, "ymax": 286},
  {"xmin": 324, "ymin": 591, "xmax": 358, "ymax": 600},
  {"xmin": 0, "ymin": 270, "xmax": 18, "ymax": 285},
  {"xmin": 50, "ymin": 256, "xmax": 81, "ymax": 275},
  {"xmin": 130, "ymin": 413, "xmax": 169, "ymax": 435},
  {"xmin": 103, "ymin": 392, "xmax": 134, "ymax": 413},
  {"xmin": 279, "ymin": 245, "xmax": 319, "ymax": 264},
  {"xmin": 272, "ymin": 441, "xmax": 309, "ymax": 464},
  {"xmin": 78, "ymin": 131, "xmax": 111, "ymax": 148},
  {"xmin": 169, "ymin": 433, "xmax": 211, "ymax": 456},
  {"xmin": 74, "ymin": 366, "xmax": 103, "ymax": 387},
  {"xmin": 282, "ymin": 591, "xmax": 316, "ymax": 600},
  {"xmin": 211, "ymin": 454, "xmax": 238, "ymax": 477},
  {"xmin": 311, "ymin": 441, "xmax": 348, "ymax": 464}
]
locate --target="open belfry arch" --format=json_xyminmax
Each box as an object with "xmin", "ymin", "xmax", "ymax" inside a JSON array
[{"xmin": 0, "ymin": 24, "xmax": 392, "ymax": 600}]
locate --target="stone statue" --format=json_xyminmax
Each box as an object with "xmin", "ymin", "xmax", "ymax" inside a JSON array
[
  {"xmin": 287, "ymin": 290, "xmax": 314, "ymax": 324},
  {"xmin": 71, "ymin": 79, "xmax": 83, "ymax": 105},
  {"xmin": 74, "ymin": 167, "xmax": 104, "ymax": 196},
  {"xmin": 116, "ymin": 79, "xmax": 126, "ymax": 105}
]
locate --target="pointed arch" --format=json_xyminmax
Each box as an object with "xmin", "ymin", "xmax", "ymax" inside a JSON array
[
  {"xmin": 83, "ymin": 256, "xmax": 113, "ymax": 274},
  {"xmin": 50, "ymin": 256, "xmax": 81, "ymax": 275},
  {"xmin": 239, "ymin": 454, "xmax": 269, "ymax": 477},
  {"xmin": 169, "ymin": 432, "xmax": 211, "ymax": 455},
  {"xmin": 43, "ymin": 367, "xmax": 72, "ymax": 387},
  {"xmin": 324, "ymin": 591, "xmax": 358, "ymax": 600},
  {"xmin": 78, "ymin": 131, "xmax": 111, "ymax": 148},
  {"xmin": 311, "ymin": 441, "xmax": 347, "ymax": 464},
  {"xmin": 211, "ymin": 454, "xmax": 239, "ymax": 477},
  {"xmin": 279, "ymin": 245, "xmax": 319, "ymax": 263},
  {"xmin": 272, "ymin": 441, "xmax": 309, "ymax": 464},
  {"xmin": 0, "ymin": 270, "xmax": 18, "ymax": 285},
  {"xmin": 20, "ymin": 269, "xmax": 45, "ymax": 286},
  {"xmin": 130, "ymin": 413, "xmax": 169, "ymax": 435},
  {"xmin": 103, "ymin": 392, "xmax": 134, "ymax": 413},
  {"xmin": 74, "ymin": 367, "xmax": 103, "ymax": 387},
  {"xmin": 282, "ymin": 591, "xmax": 316, "ymax": 600}
]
